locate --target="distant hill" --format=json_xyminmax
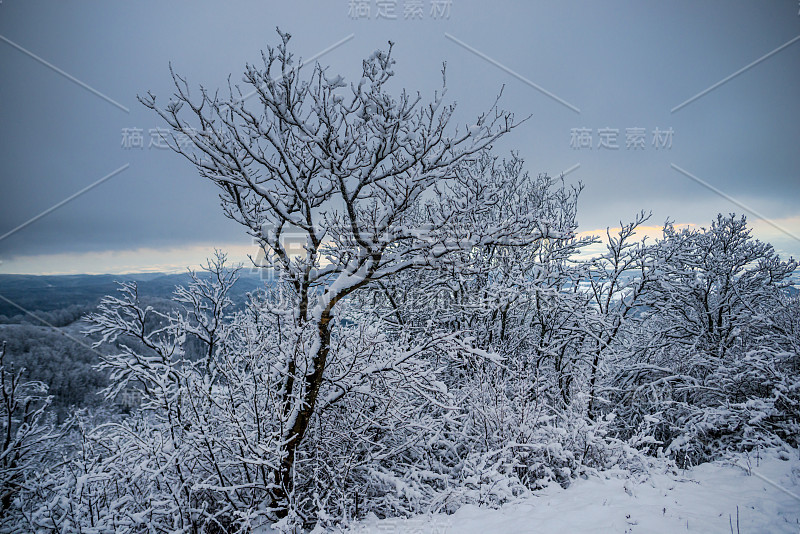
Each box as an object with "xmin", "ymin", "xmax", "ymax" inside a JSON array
[
  {"xmin": 0, "ymin": 269, "xmax": 272, "ymax": 419},
  {"xmin": 0, "ymin": 270, "xmax": 270, "ymax": 319}
]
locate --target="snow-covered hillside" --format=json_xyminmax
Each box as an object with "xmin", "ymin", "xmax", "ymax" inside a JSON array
[{"xmin": 340, "ymin": 448, "xmax": 800, "ymax": 534}]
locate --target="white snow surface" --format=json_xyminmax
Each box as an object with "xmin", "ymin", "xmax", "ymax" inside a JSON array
[{"xmin": 331, "ymin": 448, "xmax": 800, "ymax": 533}]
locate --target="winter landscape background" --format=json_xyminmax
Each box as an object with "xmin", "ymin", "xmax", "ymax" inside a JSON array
[{"xmin": 1, "ymin": 1, "xmax": 799, "ymax": 532}]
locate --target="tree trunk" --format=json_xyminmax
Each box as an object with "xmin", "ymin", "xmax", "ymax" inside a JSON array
[
  {"xmin": 587, "ymin": 350, "xmax": 601, "ymax": 420},
  {"xmin": 271, "ymin": 311, "xmax": 333, "ymax": 518}
]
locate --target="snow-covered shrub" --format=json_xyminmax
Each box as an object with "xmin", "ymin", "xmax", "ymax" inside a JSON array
[
  {"xmin": 606, "ymin": 216, "xmax": 799, "ymax": 466},
  {"xmin": 0, "ymin": 341, "xmax": 58, "ymax": 527}
]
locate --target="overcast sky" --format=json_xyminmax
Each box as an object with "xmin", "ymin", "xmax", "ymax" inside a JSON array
[{"xmin": 1, "ymin": 0, "xmax": 798, "ymax": 274}]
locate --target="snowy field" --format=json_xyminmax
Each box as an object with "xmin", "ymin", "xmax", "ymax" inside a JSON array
[{"xmin": 337, "ymin": 448, "xmax": 800, "ymax": 534}]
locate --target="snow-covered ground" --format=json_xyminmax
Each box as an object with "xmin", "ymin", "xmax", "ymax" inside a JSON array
[{"xmin": 339, "ymin": 448, "xmax": 800, "ymax": 533}]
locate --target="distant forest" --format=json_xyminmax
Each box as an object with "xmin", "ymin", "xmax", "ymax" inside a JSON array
[
  {"xmin": 0, "ymin": 271, "xmax": 265, "ymax": 319},
  {"xmin": 0, "ymin": 271, "xmax": 265, "ymax": 420}
]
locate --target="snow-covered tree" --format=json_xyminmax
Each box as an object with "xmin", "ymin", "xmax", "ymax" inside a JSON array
[
  {"xmin": 608, "ymin": 215, "xmax": 798, "ymax": 464},
  {"xmin": 584, "ymin": 211, "xmax": 655, "ymax": 418},
  {"xmin": 139, "ymin": 30, "xmax": 555, "ymax": 522},
  {"xmin": 0, "ymin": 342, "xmax": 54, "ymax": 518}
]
